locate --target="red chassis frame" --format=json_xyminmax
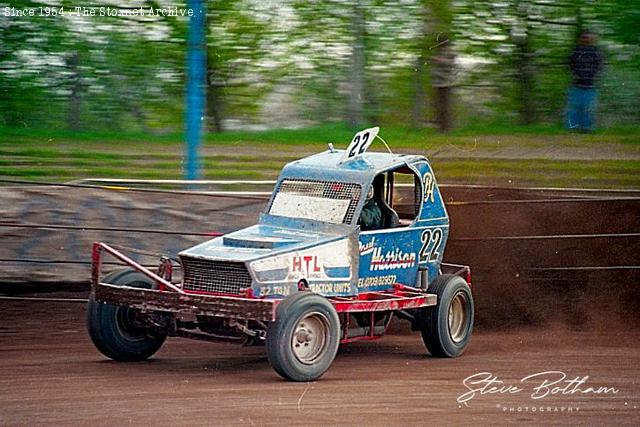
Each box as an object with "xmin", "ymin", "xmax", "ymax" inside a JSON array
[{"xmin": 91, "ymin": 242, "xmax": 470, "ymax": 344}]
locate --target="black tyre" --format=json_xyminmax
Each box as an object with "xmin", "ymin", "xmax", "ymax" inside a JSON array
[
  {"xmin": 420, "ymin": 274, "xmax": 474, "ymax": 358},
  {"xmin": 266, "ymin": 292, "xmax": 340, "ymax": 381},
  {"xmin": 87, "ymin": 268, "xmax": 167, "ymax": 361}
]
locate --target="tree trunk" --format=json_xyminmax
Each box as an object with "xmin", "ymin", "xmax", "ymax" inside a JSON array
[
  {"xmin": 67, "ymin": 51, "xmax": 81, "ymax": 131},
  {"xmin": 204, "ymin": 9, "xmax": 222, "ymax": 133},
  {"xmin": 412, "ymin": 3, "xmax": 430, "ymax": 128},
  {"xmin": 415, "ymin": 0, "xmax": 455, "ymax": 131},
  {"xmin": 412, "ymin": 51, "xmax": 427, "ymax": 127},
  {"xmin": 435, "ymin": 86, "xmax": 452, "ymax": 132},
  {"xmin": 514, "ymin": 2, "xmax": 535, "ymax": 125},
  {"xmin": 130, "ymin": 103, "xmax": 150, "ymax": 133},
  {"xmin": 515, "ymin": 32, "xmax": 535, "ymax": 125},
  {"xmin": 347, "ymin": 1, "xmax": 365, "ymax": 129},
  {"xmin": 206, "ymin": 66, "xmax": 223, "ymax": 133},
  {"xmin": 431, "ymin": 36, "xmax": 455, "ymax": 132}
]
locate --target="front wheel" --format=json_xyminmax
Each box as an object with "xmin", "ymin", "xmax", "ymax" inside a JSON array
[
  {"xmin": 87, "ymin": 268, "xmax": 167, "ymax": 361},
  {"xmin": 266, "ymin": 292, "xmax": 340, "ymax": 381},
  {"xmin": 419, "ymin": 274, "xmax": 474, "ymax": 357}
]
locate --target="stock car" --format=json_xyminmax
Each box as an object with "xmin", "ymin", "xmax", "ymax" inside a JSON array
[{"xmin": 87, "ymin": 127, "xmax": 474, "ymax": 381}]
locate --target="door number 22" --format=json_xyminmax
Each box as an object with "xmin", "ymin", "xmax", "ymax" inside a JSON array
[{"xmin": 419, "ymin": 228, "xmax": 443, "ymax": 263}]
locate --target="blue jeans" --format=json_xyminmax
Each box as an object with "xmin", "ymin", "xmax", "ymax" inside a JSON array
[{"xmin": 566, "ymin": 87, "xmax": 597, "ymax": 131}]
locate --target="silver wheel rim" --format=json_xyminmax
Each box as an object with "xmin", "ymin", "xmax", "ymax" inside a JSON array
[
  {"xmin": 291, "ymin": 311, "xmax": 330, "ymax": 365},
  {"xmin": 448, "ymin": 291, "xmax": 469, "ymax": 343}
]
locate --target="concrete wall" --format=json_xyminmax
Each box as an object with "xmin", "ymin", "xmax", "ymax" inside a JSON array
[{"xmin": 0, "ymin": 186, "xmax": 263, "ymax": 283}]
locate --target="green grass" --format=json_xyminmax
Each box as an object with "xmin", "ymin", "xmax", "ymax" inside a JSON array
[
  {"xmin": 0, "ymin": 124, "xmax": 638, "ymax": 188},
  {"xmin": 433, "ymin": 159, "xmax": 640, "ymax": 188},
  {"xmin": 3, "ymin": 122, "xmax": 639, "ymax": 147}
]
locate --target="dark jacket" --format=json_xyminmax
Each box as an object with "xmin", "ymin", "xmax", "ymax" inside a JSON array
[
  {"xmin": 569, "ymin": 45, "xmax": 603, "ymax": 88},
  {"xmin": 358, "ymin": 198, "xmax": 382, "ymax": 231}
]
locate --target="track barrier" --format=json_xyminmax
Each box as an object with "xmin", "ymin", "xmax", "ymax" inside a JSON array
[{"xmin": 1, "ymin": 179, "xmax": 638, "ymax": 327}]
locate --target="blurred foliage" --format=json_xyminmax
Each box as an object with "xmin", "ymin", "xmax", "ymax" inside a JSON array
[{"xmin": 0, "ymin": 0, "xmax": 638, "ymax": 132}]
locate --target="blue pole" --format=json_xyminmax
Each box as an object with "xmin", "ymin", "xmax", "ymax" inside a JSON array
[{"xmin": 184, "ymin": 0, "xmax": 206, "ymax": 180}]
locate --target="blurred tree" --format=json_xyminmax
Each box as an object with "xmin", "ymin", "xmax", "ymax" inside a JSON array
[
  {"xmin": 0, "ymin": 0, "xmax": 187, "ymax": 131},
  {"xmin": 290, "ymin": 0, "xmax": 365, "ymax": 127},
  {"xmin": 0, "ymin": 0, "xmax": 70, "ymax": 127},
  {"xmin": 347, "ymin": 0, "xmax": 366, "ymax": 129},
  {"xmin": 412, "ymin": 0, "xmax": 455, "ymax": 131},
  {"xmin": 451, "ymin": 0, "xmax": 640, "ymax": 126},
  {"xmin": 452, "ymin": 0, "xmax": 541, "ymax": 125},
  {"xmin": 587, "ymin": 0, "xmax": 640, "ymax": 125},
  {"xmin": 431, "ymin": 33, "xmax": 456, "ymax": 131},
  {"xmin": 66, "ymin": 51, "xmax": 81, "ymax": 131},
  {"xmin": 411, "ymin": 2, "xmax": 430, "ymax": 127},
  {"xmin": 289, "ymin": 0, "xmax": 424, "ymax": 127},
  {"xmin": 512, "ymin": 0, "xmax": 535, "ymax": 125},
  {"xmin": 1, "ymin": 0, "xmax": 638, "ymax": 131}
]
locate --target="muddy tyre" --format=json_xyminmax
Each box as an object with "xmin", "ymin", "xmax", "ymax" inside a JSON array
[
  {"xmin": 87, "ymin": 268, "xmax": 167, "ymax": 361},
  {"xmin": 266, "ymin": 292, "xmax": 340, "ymax": 381},
  {"xmin": 420, "ymin": 274, "xmax": 474, "ymax": 358}
]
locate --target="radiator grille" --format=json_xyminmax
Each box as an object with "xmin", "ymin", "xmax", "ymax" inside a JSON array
[
  {"xmin": 276, "ymin": 178, "xmax": 361, "ymax": 224},
  {"xmin": 181, "ymin": 256, "xmax": 252, "ymax": 294}
]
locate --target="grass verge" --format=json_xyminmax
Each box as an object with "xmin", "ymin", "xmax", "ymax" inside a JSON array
[{"xmin": 1, "ymin": 124, "xmax": 638, "ymax": 189}]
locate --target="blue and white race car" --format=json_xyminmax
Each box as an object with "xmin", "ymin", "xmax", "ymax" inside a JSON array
[{"xmin": 88, "ymin": 127, "xmax": 474, "ymax": 381}]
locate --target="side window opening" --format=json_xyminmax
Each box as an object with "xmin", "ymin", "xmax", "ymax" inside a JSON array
[
  {"xmin": 389, "ymin": 166, "xmax": 421, "ymax": 226},
  {"xmin": 358, "ymin": 167, "xmax": 421, "ymax": 231}
]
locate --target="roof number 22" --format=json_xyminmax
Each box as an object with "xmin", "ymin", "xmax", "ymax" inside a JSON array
[{"xmin": 344, "ymin": 126, "xmax": 379, "ymax": 160}]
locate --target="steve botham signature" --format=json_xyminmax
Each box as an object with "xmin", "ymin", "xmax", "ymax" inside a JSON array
[{"xmin": 458, "ymin": 371, "xmax": 619, "ymax": 405}]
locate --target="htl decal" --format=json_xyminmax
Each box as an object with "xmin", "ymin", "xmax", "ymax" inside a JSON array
[{"xmin": 292, "ymin": 255, "xmax": 321, "ymax": 273}]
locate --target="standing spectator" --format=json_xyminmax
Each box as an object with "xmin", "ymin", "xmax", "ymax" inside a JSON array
[{"xmin": 567, "ymin": 30, "xmax": 603, "ymax": 132}]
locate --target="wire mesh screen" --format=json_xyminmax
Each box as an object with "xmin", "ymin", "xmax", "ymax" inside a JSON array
[
  {"xmin": 181, "ymin": 257, "xmax": 252, "ymax": 294},
  {"xmin": 275, "ymin": 179, "xmax": 362, "ymax": 224}
]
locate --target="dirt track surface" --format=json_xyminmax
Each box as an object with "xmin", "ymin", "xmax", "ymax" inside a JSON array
[
  {"xmin": 1, "ymin": 299, "xmax": 638, "ymax": 426},
  {"xmin": 1, "ymin": 186, "xmax": 638, "ymax": 424}
]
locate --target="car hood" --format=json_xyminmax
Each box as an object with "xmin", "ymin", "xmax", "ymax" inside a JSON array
[{"xmin": 178, "ymin": 223, "xmax": 351, "ymax": 263}]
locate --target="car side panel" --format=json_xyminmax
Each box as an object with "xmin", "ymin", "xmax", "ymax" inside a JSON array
[
  {"xmin": 412, "ymin": 160, "xmax": 450, "ymax": 287},
  {"xmin": 356, "ymin": 160, "xmax": 450, "ymax": 292},
  {"xmin": 357, "ymin": 224, "xmax": 449, "ymax": 292}
]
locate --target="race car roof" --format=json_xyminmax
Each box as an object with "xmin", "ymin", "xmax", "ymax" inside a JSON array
[{"xmin": 279, "ymin": 149, "xmax": 427, "ymax": 185}]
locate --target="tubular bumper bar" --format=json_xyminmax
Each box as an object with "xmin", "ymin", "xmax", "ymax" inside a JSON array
[
  {"xmin": 94, "ymin": 282, "xmax": 278, "ymax": 322},
  {"xmin": 92, "ymin": 241, "xmax": 278, "ymax": 322}
]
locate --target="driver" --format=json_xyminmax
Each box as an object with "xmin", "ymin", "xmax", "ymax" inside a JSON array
[{"xmin": 358, "ymin": 186, "xmax": 382, "ymax": 231}]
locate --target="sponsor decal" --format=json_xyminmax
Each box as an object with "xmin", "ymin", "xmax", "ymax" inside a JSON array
[
  {"xmin": 292, "ymin": 255, "xmax": 321, "ymax": 274},
  {"xmin": 259, "ymin": 285, "xmax": 291, "ymax": 297},
  {"xmin": 309, "ymin": 282, "xmax": 352, "ymax": 294},
  {"xmin": 370, "ymin": 247, "xmax": 416, "ymax": 271},
  {"xmin": 251, "ymin": 239, "xmax": 352, "ymax": 283},
  {"xmin": 357, "ymin": 274, "xmax": 397, "ymax": 288},
  {"xmin": 423, "ymin": 172, "xmax": 436, "ymax": 203},
  {"xmin": 359, "ymin": 238, "xmax": 376, "ymax": 255}
]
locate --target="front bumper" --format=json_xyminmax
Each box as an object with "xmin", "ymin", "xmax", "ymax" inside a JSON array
[{"xmin": 93, "ymin": 282, "xmax": 277, "ymax": 322}]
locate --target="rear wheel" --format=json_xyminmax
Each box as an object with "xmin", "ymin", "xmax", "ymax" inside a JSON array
[
  {"xmin": 87, "ymin": 268, "xmax": 167, "ymax": 361},
  {"xmin": 266, "ymin": 292, "xmax": 340, "ymax": 381},
  {"xmin": 419, "ymin": 274, "xmax": 474, "ymax": 357}
]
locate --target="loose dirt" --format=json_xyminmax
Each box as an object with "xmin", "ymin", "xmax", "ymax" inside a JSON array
[{"xmin": 1, "ymin": 299, "xmax": 638, "ymax": 425}]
